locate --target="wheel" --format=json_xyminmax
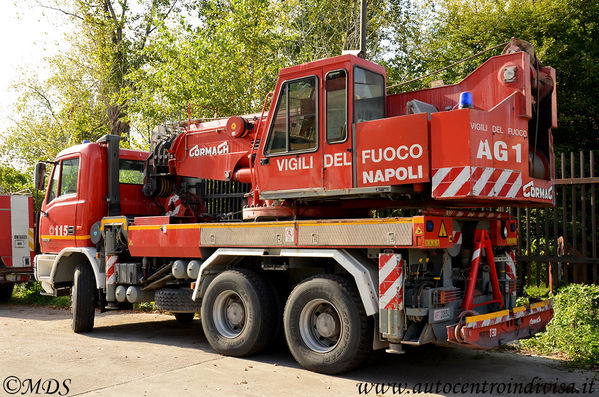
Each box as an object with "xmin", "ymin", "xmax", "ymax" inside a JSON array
[
  {"xmin": 175, "ymin": 312, "xmax": 195, "ymax": 323},
  {"xmin": 201, "ymin": 269, "xmax": 277, "ymax": 357},
  {"xmin": 155, "ymin": 288, "xmax": 201, "ymax": 313},
  {"xmin": 0, "ymin": 282, "xmax": 15, "ymax": 302},
  {"xmin": 283, "ymin": 275, "xmax": 371, "ymax": 374},
  {"xmin": 71, "ymin": 263, "xmax": 96, "ymax": 333}
]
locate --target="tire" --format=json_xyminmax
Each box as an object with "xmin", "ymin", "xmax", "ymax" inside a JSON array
[
  {"xmin": 174, "ymin": 312, "xmax": 195, "ymax": 323},
  {"xmin": 201, "ymin": 269, "xmax": 277, "ymax": 357},
  {"xmin": 283, "ymin": 275, "xmax": 371, "ymax": 374},
  {"xmin": 71, "ymin": 263, "xmax": 96, "ymax": 333},
  {"xmin": 155, "ymin": 288, "xmax": 201, "ymax": 313},
  {"xmin": 0, "ymin": 282, "xmax": 15, "ymax": 302}
]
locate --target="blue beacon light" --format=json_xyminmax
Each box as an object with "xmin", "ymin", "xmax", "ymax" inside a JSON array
[{"xmin": 458, "ymin": 91, "xmax": 474, "ymax": 109}]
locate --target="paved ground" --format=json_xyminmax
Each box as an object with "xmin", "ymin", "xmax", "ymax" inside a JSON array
[{"xmin": 0, "ymin": 305, "xmax": 596, "ymax": 397}]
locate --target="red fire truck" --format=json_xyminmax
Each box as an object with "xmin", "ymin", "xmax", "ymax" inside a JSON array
[
  {"xmin": 33, "ymin": 38, "xmax": 555, "ymax": 374},
  {"xmin": 0, "ymin": 194, "xmax": 35, "ymax": 301}
]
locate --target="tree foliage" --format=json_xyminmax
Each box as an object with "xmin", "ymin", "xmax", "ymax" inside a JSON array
[
  {"xmin": 127, "ymin": 0, "xmax": 396, "ymax": 128},
  {"xmin": 0, "ymin": 164, "xmax": 30, "ymax": 194},
  {"xmin": 127, "ymin": 0, "xmax": 288, "ymax": 127},
  {"xmin": 1, "ymin": 0, "xmax": 597, "ymax": 167},
  {"xmin": 1, "ymin": 0, "xmax": 182, "ymax": 165},
  {"xmin": 385, "ymin": 0, "xmax": 599, "ymax": 152}
]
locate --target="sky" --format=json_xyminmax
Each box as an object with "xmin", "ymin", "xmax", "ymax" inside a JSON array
[{"xmin": 0, "ymin": 1, "xmax": 69, "ymax": 126}]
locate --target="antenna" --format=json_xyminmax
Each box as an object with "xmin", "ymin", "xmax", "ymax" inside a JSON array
[{"xmin": 341, "ymin": 0, "xmax": 367, "ymax": 58}]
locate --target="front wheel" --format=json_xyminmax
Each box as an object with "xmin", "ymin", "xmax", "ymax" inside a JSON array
[
  {"xmin": 283, "ymin": 275, "xmax": 371, "ymax": 374},
  {"xmin": 201, "ymin": 269, "xmax": 277, "ymax": 356},
  {"xmin": 71, "ymin": 263, "xmax": 96, "ymax": 333}
]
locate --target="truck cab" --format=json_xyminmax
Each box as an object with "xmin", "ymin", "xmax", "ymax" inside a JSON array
[
  {"xmin": 254, "ymin": 54, "xmax": 392, "ymax": 195},
  {"xmin": 35, "ymin": 139, "xmax": 159, "ymax": 295}
]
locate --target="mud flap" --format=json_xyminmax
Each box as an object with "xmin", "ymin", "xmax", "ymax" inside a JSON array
[{"xmin": 447, "ymin": 300, "xmax": 553, "ymax": 349}]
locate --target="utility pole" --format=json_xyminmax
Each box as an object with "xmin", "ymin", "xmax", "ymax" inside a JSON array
[{"xmin": 359, "ymin": 0, "xmax": 367, "ymax": 58}]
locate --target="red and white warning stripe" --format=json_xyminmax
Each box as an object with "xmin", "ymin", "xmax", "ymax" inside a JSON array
[
  {"xmin": 504, "ymin": 250, "xmax": 517, "ymax": 296},
  {"xmin": 106, "ymin": 255, "xmax": 117, "ymax": 285},
  {"xmin": 165, "ymin": 193, "xmax": 184, "ymax": 217},
  {"xmin": 378, "ymin": 254, "xmax": 404, "ymax": 311},
  {"xmin": 452, "ymin": 230, "xmax": 462, "ymax": 246},
  {"xmin": 466, "ymin": 311, "xmax": 511, "ymax": 329},
  {"xmin": 432, "ymin": 167, "xmax": 522, "ymax": 199},
  {"xmin": 530, "ymin": 300, "xmax": 552, "ymax": 314}
]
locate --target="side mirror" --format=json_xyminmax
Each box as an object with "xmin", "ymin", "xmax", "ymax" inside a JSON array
[{"xmin": 34, "ymin": 162, "xmax": 46, "ymax": 190}]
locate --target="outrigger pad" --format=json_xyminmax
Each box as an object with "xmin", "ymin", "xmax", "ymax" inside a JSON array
[{"xmin": 447, "ymin": 300, "xmax": 553, "ymax": 349}]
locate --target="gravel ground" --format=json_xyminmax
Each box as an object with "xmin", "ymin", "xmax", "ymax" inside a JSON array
[{"xmin": 0, "ymin": 305, "xmax": 596, "ymax": 396}]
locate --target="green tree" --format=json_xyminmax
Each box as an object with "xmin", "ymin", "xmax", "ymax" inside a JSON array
[
  {"xmin": 0, "ymin": 164, "xmax": 30, "ymax": 194},
  {"xmin": 127, "ymin": 0, "xmax": 288, "ymax": 127},
  {"xmin": 1, "ymin": 0, "xmax": 182, "ymax": 165},
  {"xmin": 386, "ymin": 0, "xmax": 599, "ymax": 151},
  {"xmin": 127, "ymin": 0, "xmax": 400, "ymax": 128}
]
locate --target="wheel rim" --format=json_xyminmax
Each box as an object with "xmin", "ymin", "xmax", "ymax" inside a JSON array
[
  {"xmin": 213, "ymin": 290, "xmax": 246, "ymax": 338},
  {"xmin": 299, "ymin": 299, "xmax": 342, "ymax": 353}
]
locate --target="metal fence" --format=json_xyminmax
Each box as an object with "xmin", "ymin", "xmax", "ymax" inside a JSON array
[{"xmin": 515, "ymin": 151, "xmax": 598, "ymax": 287}]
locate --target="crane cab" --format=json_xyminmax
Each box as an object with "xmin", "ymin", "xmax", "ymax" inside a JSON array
[{"xmin": 253, "ymin": 54, "xmax": 430, "ymax": 200}]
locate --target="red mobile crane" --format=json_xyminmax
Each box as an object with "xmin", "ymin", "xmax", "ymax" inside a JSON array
[{"xmin": 34, "ymin": 38, "xmax": 555, "ymax": 374}]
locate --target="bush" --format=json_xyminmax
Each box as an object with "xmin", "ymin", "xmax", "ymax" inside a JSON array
[
  {"xmin": 11, "ymin": 282, "xmax": 159, "ymax": 313},
  {"xmin": 516, "ymin": 285, "xmax": 552, "ymax": 306},
  {"xmin": 521, "ymin": 284, "xmax": 599, "ymax": 367},
  {"xmin": 11, "ymin": 282, "xmax": 70, "ymax": 308},
  {"xmin": 134, "ymin": 301, "xmax": 157, "ymax": 312}
]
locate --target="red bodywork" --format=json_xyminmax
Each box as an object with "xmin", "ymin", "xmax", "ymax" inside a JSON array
[
  {"xmin": 0, "ymin": 195, "xmax": 34, "ymax": 282},
  {"xmin": 39, "ymin": 143, "xmax": 159, "ymax": 254},
  {"xmin": 389, "ymin": 51, "xmax": 557, "ymax": 205},
  {"xmin": 161, "ymin": 50, "xmax": 556, "ymax": 210},
  {"xmin": 447, "ymin": 300, "xmax": 554, "ymax": 349},
  {"xmin": 168, "ymin": 117, "xmax": 257, "ymax": 183}
]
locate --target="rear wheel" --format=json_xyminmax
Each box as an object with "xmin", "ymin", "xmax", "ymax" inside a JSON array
[
  {"xmin": 71, "ymin": 263, "xmax": 96, "ymax": 333},
  {"xmin": 201, "ymin": 269, "xmax": 277, "ymax": 356},
  {"xmin": 155, "ymin": 288, "xmax": 201, "ymax": 313},
  {"xmin": 0, "ymin": 282, "xmax": 15, "ymax": 302},
  {"xmin": 283, "ymin": 275, "xmax": 371, "ymax": 374}
]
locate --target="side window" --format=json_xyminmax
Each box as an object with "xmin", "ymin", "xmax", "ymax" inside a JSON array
[
  {"xmin": 265, "ymin": 76, "xmax": 318, "ymax": 155},
  {"xmin": 326, "ymin": 70, "xmax": 347, "ymax": 143},
  {"xmin": 354, "ymin": 67, "xmax": 385, "ymax": 123},
  {"xmin": 266, "ymin": 85, "xmax": 288, "ymax": 154},
  {"xmin": 119, "ymin": 159, "xmax": 144, "ymax": 185},
  {"xmin": 59, "ymin": 158, "xmax": 79, "ymax": 196},
  {"xmin": 47, "ymin": 165, "xmax": 60, "ymax": 203}
]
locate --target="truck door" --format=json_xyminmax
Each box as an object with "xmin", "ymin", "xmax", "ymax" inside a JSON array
[
  {"xmin": 39, "ymin": 157, "xmax": 80, "ymax": 254},
  {"xmin": 257, "ymin": 75, "xmax": 324, "ymax": 195},
  {"xmin": 323, "ymin": 69, "xmax": 353, "ymax": 191}
]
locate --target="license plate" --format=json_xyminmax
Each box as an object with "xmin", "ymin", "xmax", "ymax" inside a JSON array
[{"xmin": 433, "ymin": 308, "xmax": 451, "ymax": 322}]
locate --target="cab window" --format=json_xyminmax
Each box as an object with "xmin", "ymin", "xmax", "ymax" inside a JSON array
[
  {"xmin": 265, "ymin": 76, "xmax": 318, "ymax": 155},
  {"xmin": 46, "ymin": 158, "xmax": 79, "ymax": 202},
  {"xmin": 326, "ymin": 70, "xmax": 348, "ymax": 143},
  {"xmin": 353, "ymin": 67, "xmax": 385, "ymax": 123},
  {"xmin": 59, "ymin": 158, "xmax": 79, "ymax": 196},
  {"xmin": 119, "ymin": 159, "xmax": 144, "ymax": 185},
  {"xmin": 46, "ymin": 165, "xmax": 60, "ymax": 202}
]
